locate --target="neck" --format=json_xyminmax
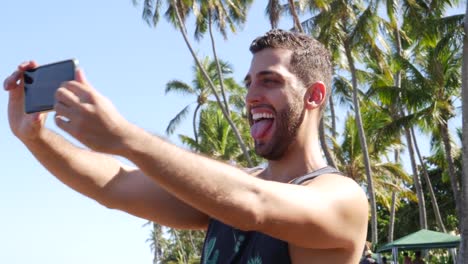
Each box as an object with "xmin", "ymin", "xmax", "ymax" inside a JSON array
[{"xmin": 262, "ymin": 125, "xmax": 327, "ymax": 182}]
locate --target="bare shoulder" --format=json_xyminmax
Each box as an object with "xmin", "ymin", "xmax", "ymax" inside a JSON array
[
  {"xmin": 304, "ymin": 173, "xmax": 367, "ymax": 202},
  {"xmin": 310, "ymin": 173, "xmax": 368, "ymax": 219},
  {"xmin": 302, "ymin": 173, "xmax": 369, "ymax": 246}
]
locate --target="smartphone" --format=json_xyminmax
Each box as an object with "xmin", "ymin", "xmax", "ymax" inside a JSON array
[{"xmin": 24, "ymin": 59, "xmax": 78, "ymax": 113}]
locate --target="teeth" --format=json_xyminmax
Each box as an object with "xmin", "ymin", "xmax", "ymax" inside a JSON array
[{"xmin": 252, "ymin": 113, "xmax": 274, "ymax": 121}]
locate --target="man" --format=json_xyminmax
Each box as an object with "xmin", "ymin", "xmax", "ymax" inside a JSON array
[
  {"xmin": 413, "ymin": 251, "xmax": 425, "ymax": 264},
  {"xmin": 381, "ymin": 256, "xmax": 388, "ymax": 264},
  {"xmin": 4, "ymin": 29, "xmax": 368, "ymax": 263},
  {"xmin": 359, "ymin": 250, "xmax": 376, "ymax": 264},
  {"xmin": 403, "ymin": 252, "xmax": 413, "ymax": 264}
]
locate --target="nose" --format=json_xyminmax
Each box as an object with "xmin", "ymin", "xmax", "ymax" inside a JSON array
[{"xmin": 245, "ymin": 82, "xmax": 263, "ymax": 106}]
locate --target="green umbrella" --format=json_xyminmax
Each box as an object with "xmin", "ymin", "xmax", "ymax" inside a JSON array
[
  {"xmin": 377, "ymin": 229, "xmax": 460, "ymax": 252},
  {"xmin": 377, "ymin": 229, "xmax": 460, "ymax": 263}
]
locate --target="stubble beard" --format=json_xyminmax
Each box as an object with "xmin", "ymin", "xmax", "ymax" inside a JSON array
[{"xmin": 255, "ymin": 95, "xmax": 304, "ymax": 160}]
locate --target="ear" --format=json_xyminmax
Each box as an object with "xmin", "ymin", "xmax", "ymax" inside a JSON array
[{"xmin": 304, "ymin": 81, "xmax": 326, "ymax": 110}]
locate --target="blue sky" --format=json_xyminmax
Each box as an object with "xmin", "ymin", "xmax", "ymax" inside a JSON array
[
  {"xmin": 0, "ymin": 1, "xmax": 465, "ymax": 264},
  {"xmin": 0, "ymin": 1, "xmax": 277, "ymax": 263}
]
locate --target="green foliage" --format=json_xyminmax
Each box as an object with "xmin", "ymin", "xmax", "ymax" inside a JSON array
[
  {"xmin": 179, "ymin": 99, "xmax": 263, "ymax": 167},
  {"xmin": 147, "ymin": 224, "xmax": 206, "ymax": 264}
]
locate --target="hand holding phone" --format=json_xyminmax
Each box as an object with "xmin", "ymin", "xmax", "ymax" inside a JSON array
[{"xmin": 24, "ymin": 59, "xmax": 78, "ymax": 113}]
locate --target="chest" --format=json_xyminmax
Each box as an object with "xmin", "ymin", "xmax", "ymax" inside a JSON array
[{"xmin": 201, "ymin": 219, "xmax": 291, "ymax": 264}]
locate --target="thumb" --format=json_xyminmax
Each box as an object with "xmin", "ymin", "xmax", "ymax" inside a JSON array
[{"xmin": 75, "ymin": 68, "xmax": 89, "ymax": 85}]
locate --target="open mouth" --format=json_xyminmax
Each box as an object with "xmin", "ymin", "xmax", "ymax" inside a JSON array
[{"xmin": 250, "ymin": 112, "xmax": 275, "ymax": 140}]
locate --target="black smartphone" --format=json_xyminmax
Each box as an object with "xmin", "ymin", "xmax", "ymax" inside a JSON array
[{"xmin": 24, "ymin": 59, "xmax": 78, "ymax": 113}]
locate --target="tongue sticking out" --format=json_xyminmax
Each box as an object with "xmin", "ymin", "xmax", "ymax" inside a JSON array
[{"xmin": 251, "ymin": 119, "xmax": 274, "ymax": 139}]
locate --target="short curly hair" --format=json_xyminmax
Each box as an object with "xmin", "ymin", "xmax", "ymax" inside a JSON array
[{"xmin": 249, "ymin": 29, "xmax": 332, "ymax": 110}]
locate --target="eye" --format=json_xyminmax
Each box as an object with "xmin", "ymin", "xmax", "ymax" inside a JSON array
[{"xmin": 263, "ymin": 78, "xmax": 279, "ymax": 85}]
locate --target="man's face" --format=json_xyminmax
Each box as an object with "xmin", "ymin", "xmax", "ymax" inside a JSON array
[{"xmin": 244, "ymin": 48, "xmax": 305, "ymax": 160}]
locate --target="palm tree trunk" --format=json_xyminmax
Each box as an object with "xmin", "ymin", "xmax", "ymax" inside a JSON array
[
  {"xmin": 439, "ymin": 123, "xmax": 462, "ymax": 222},
  {"xmin": 287, "ymin": 0, "xmax": 304, "ymax": 32},
  {"xmin": 388, "ymin": 148, "xmax": 401, "ymax": 243},
  {"xmin": 172, "ymin": 229, "xmax": 188, "ymax": 264},
  {"xmin": 152, "ymin": 222, "xmax": 163, "ymax": 264},
  {"xmin": 193, "ymin": 103, "xmax": 202, "ymax": 144},
  {"xmin": 413, "ymin": 128, "xmax": 457, "ymax": 262},
  {"xmin": 404, "ymin": 125, "xmax": 428, "ymax": 229},
  {"xmin": 188, "ymin": 230, "xmax": 199, "ymax": 259},
  {"xmin": 459, "ymin": 1, "xmax": 468, "ymax": 261},
  {"xmin": 208, "ymin": 12, "xmax": 231, "ymax": 116},
  {"xmin": 319, "ymin": 119, "xmax": 337, "ymax": 168},
  {"xmin": 329, "ymin": 96, "xmax": 337, "ymax": 138},
  {"xmin": 171, "ymin": 0, "xmax": 253, "ymax": 167},
  {"xmin": 388, "ymin": 191, "xmax": 397, "ymax": 242},
  {"xmin": 388, "ymin": 19, "xmax": 403, "ymax": 243},
  {"xmin": 344, "ymin": 43, "xmax": 378, "ymax": 245},
  {"xmin": 411, "ymin": 127, "xmax": 446, "ymax": 232}
]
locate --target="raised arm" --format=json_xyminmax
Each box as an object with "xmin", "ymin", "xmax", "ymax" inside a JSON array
[
  {"xmin": 118, "ymin": 129, "xmax": 368, "ymax": 249},
  {"xmin": 24, "ymin": 130, "xmax": 209, "ymax": 229},
  {"xmin": 49, "ymin": 68, "xmax": 368, "ymax": 249},
  {"xmin": 4, "ymin": 61, "xmax": 209, "ymax": 230}
]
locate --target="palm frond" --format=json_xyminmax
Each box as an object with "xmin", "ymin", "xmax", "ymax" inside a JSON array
[
  {"xmin": 165, "ymin": 80, "xmax": 195, "ymax": 95},
  {"xmin": 166, "ymin": 105, "xmax": 191, "ymax": 135},
  {"xmin": 141, "ymin": 0, "xmax": 163, "ymax": 27},
  {"xmin": 179, "ymin": 134, "xmax": 201, "ymax": 151},
  {"xmin": 265, "ymin": 0, "xmax": 282, "ymax": 29},
  {"xmin": 332, "ymin": 75, "xmax": 353, "ymax": 106}
]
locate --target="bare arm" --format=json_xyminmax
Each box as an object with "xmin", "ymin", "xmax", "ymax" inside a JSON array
[
  {"xmin": 4, "ymin": 62, "xmax": 208, "ymax": 230},
  {"xmin": 113, "ymin": 127, "xmax": 368, "ymax": 249},
  {"xmin": 23, "ymin": 130, "xmax": 208, "ymax": 229}
]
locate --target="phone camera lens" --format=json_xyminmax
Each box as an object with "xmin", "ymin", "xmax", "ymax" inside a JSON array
[{"xmin": 24, "ymin": 74, "xmax": 33, "ymax": 84}]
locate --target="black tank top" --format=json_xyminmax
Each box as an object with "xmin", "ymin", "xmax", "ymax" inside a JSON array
[{"xmin": 200, "ymin": 166, "xmax": 342, "ymax": 264}]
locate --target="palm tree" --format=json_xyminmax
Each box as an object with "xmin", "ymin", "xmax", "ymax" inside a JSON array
[
  {"xmin": 400, "ymin": 18, "xmax": 463, "ymax": 224},
  {"xmin": 191, "ymin": 0, "xmax": 253, "ymax": 116},
  {"xmin": 411, "ymin": 127, "xmax": 447, "ymax": 232},
  {"xmin": 363, "ymin": 42, "xmax": 429, "ymax": 235},
  {"xmin": 145, "ymin": 221, "xmax": 164, "ymax": 264},
  {"xmin": 172, "ymin": 0, "xmax": 254, "ymax": 166},
  {"xmin": 379, "ymin": 0, "xmax": 430, "ymax": 235},
  {"xmin": 334, "ymin": 111, "xmax": 414, "ymax": 245},
  {"xmin": 146, "ymin": 222, "xmax": 205, "ymax": 263},
  {"xmin": 180, "ymin": 102, "xmax": 263, "ymax": 167},
  {"xmin": 180, "ymin": 105, "xmax": 240, "ymax": 160},
  {"xmin": 133, "ymin": 0, "xmax": 254, "ymax": 166},
  {"xmin": 265, "ymin": 0, "xmax": 282, "ymax": 29},
  {"xmin": 165, "ymin": 57, "xmax": 234, "ymax": 144},
  {"xmin": 460, "ymin": 0, "xmax": 468, "ymax": 260}
]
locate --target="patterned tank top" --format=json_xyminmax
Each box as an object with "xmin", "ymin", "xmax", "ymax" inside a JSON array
[{"xmin": 200, "ymin": 166, "xmax": 342, "ymax": 264}]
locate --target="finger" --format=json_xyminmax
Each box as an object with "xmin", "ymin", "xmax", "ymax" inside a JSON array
[
  {"xmin": 75, "ymin": 68, "xmax": 89, "ymax": 85},
  {"xmin": 54, "ymin": 101, "xmax": 75, "ymax": 120},
  {"xmin": 17, "ymin": 60, "xmax": 39, "ymax": 71},
  {"xmin": 54, "ymin": 114, "xmax": 73, "ymax": 133},
  {"xmin": 3, "ymin": 70, "xmax": 21, "ymax": 91},
  {"xmin": 61, "ymin": 81, "xmax": 95, "ymax": 104},
  {"xmin": 5, "ymin": 60, "xmax": 39, "ymax": 92},
  {"xmin": 55, "ymin": 87, "xmax": 81, "ymax": 107},
  {"xmin": 30, "ymin": 112, "xmax": 46, "ymax": 123},
  {"xmin": 8, "ymin": 72, "xmax": 25, "ymax": 102}
]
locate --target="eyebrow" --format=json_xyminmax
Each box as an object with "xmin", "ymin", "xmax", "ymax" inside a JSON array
[{"xmin": 243, "ymin": 70, "xmax": 283, "ymax": 85}]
